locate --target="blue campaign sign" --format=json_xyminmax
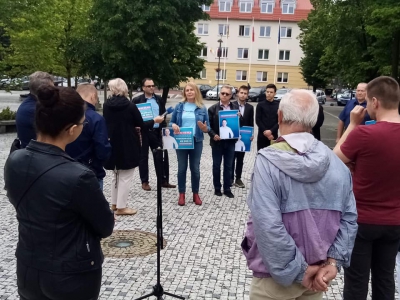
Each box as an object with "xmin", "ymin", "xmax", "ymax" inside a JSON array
[
  {"xmin": 136, "ymin": 103, "xmax": 154, "ymax": 121},
  {"xmin": 218, "ymin": 110, "xmax": 240, "ymax": 139},
  {"xmin": 235, "ymin": 126, "xmax": 254, "ymax": 152},
  {"xmin": 162, "ymin": 127, "xmax": 194, "ymax": 150}
]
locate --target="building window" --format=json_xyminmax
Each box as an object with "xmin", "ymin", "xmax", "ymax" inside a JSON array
[
  {"xmin": 216, "ymin": 69, "xmax": 227, "ymax": 80},
  {"xmin": 217, "ymin": 47, "xmax": 229, "ymax": 58},
  {"xmin": 259, "ymin": 26, "xmax": 271, "ymax": 37},
  {"xmin": 200, "ymin": 47, "xmax": 207, "ymax": 57},
  {"xmin": 236, "ymin": 70, "xmax": 248, "ymax": 81},
  {"xmin": 199, "ymin": 69, "xmax": 207, "ymax": 79},
  {"xmin": 198, "ymin": 23, "xmax": 209, "ymax": 35},
  {"xmin": 277, "ymin": 72, "xmax": 289, "ymax": 83},
  {"xmin": 219, "ymin": 0, "xmax": 232, "ymax": 12},
  {"xmin": 279, "ymin": 50, "xmax": 290, "ymax": 61},
  {"xmin": 280, "ymin": 27, "xmax": 292, "ymax": 38},
  {"xmin": 260, "ymin": 0, "xmax": 274, "ymax": 13},
  {"xmin": 258, "ymin": 49, "xmax": 269, "ymax": 60},
  {"xmin": 201, "ymin": 4, "xmax": 210, "ymax": 11},
  {"xmin": 238, "ymin": 48, "xmax": 249, "ymax": 59},
  {"xmin": 282, "ymin": 0, "xmax": 295, "ymax": 14},
  {"xmin": 256, "ymin": 71, "xmax": 268, "ymax": 82},
  {"xmin": 218, "ymin": 24, "xmax": 229, "ymax": 36},
  {"xmin": 239, "ymin": 25, "xmax": 251, "ymax": 37},
  {"xmin": 239, "ymin": 0, "xmax": 253, "ymax": 13}
]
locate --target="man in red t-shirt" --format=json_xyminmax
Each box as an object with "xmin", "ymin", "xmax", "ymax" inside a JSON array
[{"xmin": 334, "ymin": 76, "xmax": 400, "ymax": 300}]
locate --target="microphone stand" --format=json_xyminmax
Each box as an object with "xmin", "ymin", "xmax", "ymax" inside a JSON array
[{"xmin": 135, "ymin": 148, "xmax": 185, "ymax": 300}]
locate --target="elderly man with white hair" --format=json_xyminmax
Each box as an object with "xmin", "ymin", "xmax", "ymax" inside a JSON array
[{"xmin": 242, "ymin": 89, "xmax": 358, "ymax": 300}]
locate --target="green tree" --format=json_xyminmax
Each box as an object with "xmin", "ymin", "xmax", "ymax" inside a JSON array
[{"xmin": 90, "ymin": 0, "xmax": 212, "ymax": 100}]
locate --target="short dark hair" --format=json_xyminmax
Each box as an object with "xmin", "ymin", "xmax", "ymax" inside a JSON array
[
  {"xmin": 35, "ymin": 86, "xmax": 85, "ymax": 137},
  {"xmin": 367, "ymin": 76, "xmax": 400, "ymax": 110},
  {"xmin": 142, "ymin": 78, "xmax": 153, "ymax": 86},
  {"xmin": 266, "ymin": 84, "xmax": 277, "ymax": 92},
  {"xmin": 239, "ymin": 85, "xmax": 249, "ymax": 92}
]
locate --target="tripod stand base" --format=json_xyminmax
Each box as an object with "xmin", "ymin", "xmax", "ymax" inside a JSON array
[{"xmin": 135, "ymin": 284, "xmax": 185, "ymax": 300}]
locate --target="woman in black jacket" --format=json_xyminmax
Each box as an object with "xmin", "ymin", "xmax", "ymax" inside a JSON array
[
  {"xmin": 103, "ymin": 78, "xmax": 162, "ymax": 215},
  {"xmin": 4, "ymin": 85, "xmax": 114, "ymax": 300}
]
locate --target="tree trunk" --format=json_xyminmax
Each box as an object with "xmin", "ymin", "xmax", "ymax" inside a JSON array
[
  {"xmin": 66, "ymin": 65, "xmax": 72, "ymax": 88},
  {"xmin": 392, "ymin": 31, "xmax": 400, "ymax": 83},
  {"xmin": 162, "ymin": 86, "xmax": 169, "ymax": 103}
]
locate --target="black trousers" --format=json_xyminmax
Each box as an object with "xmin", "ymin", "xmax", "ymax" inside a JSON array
[
  {"xmin": 139, "ymin": 129, "xmax": 169, "ymax": 184},
  {"xmin": 231, "ymin": 151, "xmax": 245, "ymax": 181},
  {"xmin": 343, "ymin": 223, "xmax": 400, "ymax": 300},
  {"xmin": 257, "ymin": 135, "xmax": 271, "ymax": 151},
  {"xmin": 17, "ymin": 260, "xmax": 102, "ymax": 300}
]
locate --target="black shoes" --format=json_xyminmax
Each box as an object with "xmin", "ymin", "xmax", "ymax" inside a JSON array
[
  {"xmin": 215, "ymin": 190, "xmax": 222, "ymax": 196},
  {"xmin": 223, "ymin": 191, "xmax": 234, "ymax": 198}
]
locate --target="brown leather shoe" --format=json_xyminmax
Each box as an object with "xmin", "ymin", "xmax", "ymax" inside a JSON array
[
  {"xmin": 193, "ymin": 193, "xmax": 202, "ymax": 206},
  {"xmin": 115, "ymin": 208, "xmax": 137, "ymax": 215},
  {"xmin": 178, "ymin": 193, "xmax": 185, "ymax": 206},
  {"xmin": 142, "ymin": 182, "xmax": 151, "ymax": 191},
  {"xmin": 162, "ymin": 182, "xmax": 176, "ymax": 188},
  {"xmin": 111, "ymin": 204, "xmax": 117, "ymax": 211}
]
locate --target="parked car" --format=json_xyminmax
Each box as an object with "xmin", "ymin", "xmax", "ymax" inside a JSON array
[
  {"xmin": 273, "ymin": 88, "xmax": 291, "ymax": 101},
  {"xmin": 248, "ymin": 87, "xmax": 266, "ymax": 102},
  {"xmin": 337, "ymin": 91, "xmax": 356, "ymax": 106},
  {"xmin": 314, "ymin": 90, "xmax": 326, "ymax": 104},
  {"xmin": 205, "ymin": 85, "xmax": 236, "ymax": 100},
  {"xmin": 197, "ymin": 84, "xmax": 213, "ymax": 98}
]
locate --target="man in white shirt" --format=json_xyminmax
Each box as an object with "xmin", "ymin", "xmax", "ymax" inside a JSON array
[
  {"xmin": 162, "ymin": 128, "xmax": 178, "ymax": 149},
  {"xmin": 219, "ymin": 119, "xmax": 234, "ymax": 139}
]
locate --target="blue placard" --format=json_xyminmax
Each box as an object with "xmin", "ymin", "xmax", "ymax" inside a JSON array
[
  {"xmin": 365, "ymin": 120, "xmax": 376, "ymax": 125},
  {"xmin": 235, "ymin": 126, "xmax": 253, "ymax": 152},
  {"xmin": 162, "ymin": 127, "xmax": 194, "ymax": 150},
  {"xmin": 218, "ymin": 110, "xmax": 240, "ymax": 139},
  {"xmin": 136, "ymin": 103, "xmax": 154, "ymax": 121}
]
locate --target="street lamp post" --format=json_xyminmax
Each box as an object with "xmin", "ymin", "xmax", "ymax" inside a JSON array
[{"xmin": 216, "ymin": 34, "xmax": 223, "ymax": 100}]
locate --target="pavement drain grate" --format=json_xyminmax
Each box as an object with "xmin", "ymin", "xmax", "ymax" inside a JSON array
[{"xmin": 101, "ymin": 230, "xmax": 167, "ymax": 258}]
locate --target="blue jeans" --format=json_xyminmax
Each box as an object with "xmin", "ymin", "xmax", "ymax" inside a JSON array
[
  {"xmin": 211, "ymin": 140, "xmax": 235, "ymax": 192},
  {"xmin": 176, "ymin": 141, "xmax": 203, "ymax": 193}
]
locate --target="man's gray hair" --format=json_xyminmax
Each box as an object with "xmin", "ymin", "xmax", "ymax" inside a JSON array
[
  {"xmin": 29, "ymin": 71, "xmax": 54, "ymax": 96},
  {"xmin": 279, "ymin": 89, "xmax": 319, "ymax": 130}
]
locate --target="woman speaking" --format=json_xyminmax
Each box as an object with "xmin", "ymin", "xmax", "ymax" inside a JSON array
[{"xmin": 5, "ymin": 85, "xmax": 114, "ymax": 300}]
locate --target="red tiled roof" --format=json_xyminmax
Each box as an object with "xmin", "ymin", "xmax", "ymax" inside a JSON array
[{"xmin": 207, "ymin": 0, "xmax": 312, "ymax": 22}]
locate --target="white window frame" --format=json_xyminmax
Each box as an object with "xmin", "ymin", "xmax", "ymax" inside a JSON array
[
  {"xmin": 199, "ymin": 69, "xmax": 207, "ymax": 79},
  {"xmin": 215, "ymin": 69, "xmax": 227, "ymax": 80},
  {"xmin": 277, "ymin": 72, "xmax": 289, "ymax": 83},
  {"xmin": 260, "ymin": 0, "xmax": 274, "ymax": 13},
  {"xmin": 282, "ymin": 1, "xmax": 295, "ymax": 14},
  {"xmin": 279, "ymin": 50, "xmax": 290, "ymax": 61},
  {"xmin": 239, "ymin": 0, "xmax": 253, "ymax": 13},
  {"xmin": 219, "ymin": 0, "xmax": 232, "ymax": 12},
  {"xmin": 237, "ymin": 48, "xmax": 249, "ymax": 59},
  {"xmin": 256, "ymin": 71, "xmax": 268, "ymax": 82},
  {"xmin": 236, "ymin": 70, "xmax": 248, "ymax": 81},
  {"xmin": 216, "ymin": 47, "xmax": 229, "ymax": 58},
  {"xmin": 197, "ymin": 23, "xmax": 209, "ymax": 35},
  {"xmin": 200, "ymin": 47, "xmax": 208, "ymax": 57},
  {"xmin": 280, "ymin": 26, "xmax": 292, "ymax": 38},
  {"xmin": 259, "ymin": 26, "xmax": 271, "ymax": 37},
  {"xmin": 201, "ymin": 4, "xmax": 210, "ymax": 11},
  {"xmin": 218, "ymin": 24, "xmax": 229, "ymax": 36},
  {"xmin": 258, "ymin": 49, "xmax": 269, "ymax": 60},
  {"xmin": 239, "ymin": 25, "xmax": 251, "ymax": 37}
]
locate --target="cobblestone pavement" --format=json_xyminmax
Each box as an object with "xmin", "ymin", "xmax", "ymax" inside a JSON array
[{"xmin": 0, "ymin": 131, "xmax": 397, "ymax": 300}]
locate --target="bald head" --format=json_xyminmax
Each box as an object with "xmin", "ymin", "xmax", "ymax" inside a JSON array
[
  {"xmin": 76, "ymin": 84, "xmax": 98, "ymax": 105},
  {"xmin": 279, "ymin": 89, "xmax": 319, "ymax": 131}
]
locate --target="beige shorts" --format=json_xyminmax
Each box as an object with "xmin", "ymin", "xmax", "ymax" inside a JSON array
[{"xmin": 250, "ymin": 277, "xmax": 323, "ymax": 300}]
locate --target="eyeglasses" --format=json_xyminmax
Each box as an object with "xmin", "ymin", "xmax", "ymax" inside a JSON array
[
  {"xmin": 145, "ymin": 85, "xmax": 155, "ymax": 88},
  {"xmin": 220, "ymin": 92, "xmax": 231, "ymax": 96},
  {"xmin": 65, "ymin": 121, "xmax": 88, "ymax": 131}
]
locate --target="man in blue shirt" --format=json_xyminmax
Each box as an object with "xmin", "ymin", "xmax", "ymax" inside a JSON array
[
  {"xmin": 336, "ymin": 83, "xmax": 371, "ymax": 143},
  {"xmin": 133, "ymin": 78, "xmax": 176, "ymax": 191},
  {"xmin": 16, "ymin": 71, "xmax": 54, "ymax": 148},
  {"xmin": 65, "ymin": 84, "xmax": 111, "ymax": 190}
]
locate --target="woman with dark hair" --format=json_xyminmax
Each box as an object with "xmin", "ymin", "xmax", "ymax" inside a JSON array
[{"xmin": 4, "ymin": 85, "xmax": 114, "ymax": 300}]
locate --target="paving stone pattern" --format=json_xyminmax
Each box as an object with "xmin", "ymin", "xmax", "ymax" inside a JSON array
[{"xmin": 0, "ymin": 132, "xmax": 397, "ymax": 299}]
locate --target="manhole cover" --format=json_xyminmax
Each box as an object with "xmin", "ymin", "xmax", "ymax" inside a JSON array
[{"xmin": 101, "ymin": 230, "xmax": 167, "ymax": 258}]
